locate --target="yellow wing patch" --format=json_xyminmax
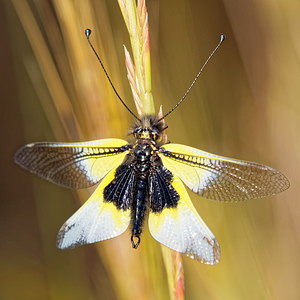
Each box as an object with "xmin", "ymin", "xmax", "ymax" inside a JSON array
[
  {"xmin": 148, "ymin": 174, "xmax": 220, "ymax": 264},
  {"xmin": 56, "ymin": 166, "xmax": 131, "ymax": 249},
  {"xmin": 160, "ymin": 143, "xmax": 289, "ymax": 202},
  {"xmin": 14, "ymin": 138, "xmax": 129, "ymax": 189}
]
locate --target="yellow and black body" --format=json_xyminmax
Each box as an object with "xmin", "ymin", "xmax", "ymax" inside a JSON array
[
  {"xmin": 14, "ymin": 29, "xmax": 289, "ymax": 264},
  {"xmin": 14, "ymin": 114, "xmax": 289, "ymax": 264}
]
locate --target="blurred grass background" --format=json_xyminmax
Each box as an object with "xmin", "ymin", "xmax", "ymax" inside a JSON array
[{"xmin": 1, "ymin": 0, "xmax": 299, "ymax": 299}]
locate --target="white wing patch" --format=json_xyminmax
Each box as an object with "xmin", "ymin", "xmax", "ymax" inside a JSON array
[
  {"xmin": 160, "ymin": 143, "xmax": 289, "ymax": 202},
  {"xmin": 148, "ymin": 174, "xmax": 220, "ymax": 264},
  {"xmin": 57, "ymin": 166, "xmax": 130, "ymax": 249}
]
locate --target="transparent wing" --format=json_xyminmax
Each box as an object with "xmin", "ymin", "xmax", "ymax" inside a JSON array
[
  {"xmin": 14, "ymin": 138, "xmax": 129, "ymax": 189},
  {"xmin": 148, "ymin": 174, "xmax": 220, "ymax": 264},
  {"xmin": 159, "ymin": 143, "xmax": 289, "ymax": 202},
  {"xmin": 56, "ymin": 166, "xmax": 131, "ymax": 249}
]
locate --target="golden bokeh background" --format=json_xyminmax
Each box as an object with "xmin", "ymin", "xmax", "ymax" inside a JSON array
[{"xmin": 1, "ymin": 0, "xmax": 299, "ymax": 299}]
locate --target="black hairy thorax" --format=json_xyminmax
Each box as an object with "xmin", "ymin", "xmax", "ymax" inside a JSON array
[{"xmin": 103, "ymin": 115, "xmax": 179, "ymax": 248}]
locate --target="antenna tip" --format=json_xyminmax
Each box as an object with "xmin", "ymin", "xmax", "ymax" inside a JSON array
[
  {"xmin": 220, "ymin": 34, "xmax": 226, "ymax": 42},
  {"xmin": 85, "ymin": 28, "xmax": 92, "ymax": 38}
]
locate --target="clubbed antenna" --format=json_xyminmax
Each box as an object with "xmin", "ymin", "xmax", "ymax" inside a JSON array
[
  {"xmin": 85, "ymin": 29, "xmax": 141, "ymax": 122},
  {"xmin": 156, "ymin": 34, "xmax": 226, "ymax": 124}
]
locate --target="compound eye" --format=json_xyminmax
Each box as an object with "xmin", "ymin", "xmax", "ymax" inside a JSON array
[{"xmin": 156, "ymin": 135, "xmax": 162, "ymax": 142}]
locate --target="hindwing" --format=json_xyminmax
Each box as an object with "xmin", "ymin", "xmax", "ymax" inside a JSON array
[
  {"xmin": 14, "ymin": 138, "xmax": 129, "ymax": 189},
  {"xmin": 57, "ymin": 166, "xmax": 131, "ymax": 249},
  {"xmin": 159, "ymin": 143, "xmax": 289, "ymax": 202},
  {"xmin": 148, "ymin": 173, "xmax": 220, "ymax": 264}
]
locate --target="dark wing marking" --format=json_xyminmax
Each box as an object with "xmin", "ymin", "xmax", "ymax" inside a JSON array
[
  {"xmin": 148, "ymin": 165, "xmax": 179, "ymax": 212},
  {"xmin": 159, "ymin": 143, "xmax": 289, "ymax": 202},
  {"xmin": 104, "ymin": 161, "xmax": 135, "ymax": 210},
  {"xmin": 14, "ymin": 139, "xmax": 129, "ymax": 189}
]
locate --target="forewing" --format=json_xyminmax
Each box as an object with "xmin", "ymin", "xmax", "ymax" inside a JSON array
[
  {"xmin": 56, "ymin": 166, "xmax": 131, "ymax": 249},
  {"xmin": 148, "ymin": 174, "xmax": 220, "ymax": 264},
  {"xmin": 14, "ymin": 138, "xmax": 129, "ymax": 189},
  {"xmin": 160, "ymin": 144, "xmax": 289, "ymax": 202}
]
